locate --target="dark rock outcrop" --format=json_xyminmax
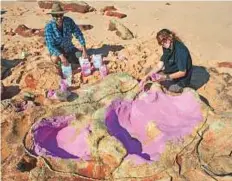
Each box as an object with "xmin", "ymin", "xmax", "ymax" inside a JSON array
[
  {"xmin": 38, "ymin": 1, "xmax": 95, "ymax": 13},
  {"xmin": 108, "ymin": 20, "xmax": 134, "ymax": 40},
  {"xmin": 104, "ymin": 11, "xmax": 127, "ymax": 19},
  {"xmin": 15, "ymin": 25, "xmax": 44, "ymax": 37}
]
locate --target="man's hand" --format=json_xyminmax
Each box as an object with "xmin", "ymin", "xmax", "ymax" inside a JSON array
[
  {"xmin": 82, "ymin": 50, "xmax": 88, "ymax": 59},
  {"xmin": 82, "ymin": 46, "xmax": 88, "ymax": 59},
  {"xmin": 155, "ymin": 74, "xmax": 166, "ymax": 82},
  {"xmin": 59, "ymin": 54, "xmax": 69, "ymax": 66},
  {"xmin": 150, "ymin": 73, "xmax": 166, "ymax": 82}
]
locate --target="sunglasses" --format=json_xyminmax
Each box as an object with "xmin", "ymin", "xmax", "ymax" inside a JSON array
[
  {"xmin": 157, "ymin": 38, "xmax": 166, "ymax": 45},
  {"xmin": 52, "ymin": 14, "xmax": 64, "ymax": 19},
  {"xmin": 158, "ymin": 38, "xmax": 170, "ymax": 46}
]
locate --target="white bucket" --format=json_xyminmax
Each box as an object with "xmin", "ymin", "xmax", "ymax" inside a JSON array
[
  {"xmin": 61, "ymin": 64, "xmax": 72, "ymax": 86},
  {"xmin": 92, "ymin": 54, "xmax": 103, "ymax": 69},
  {"xmin": 79, "ymin": 57, "xmax": 91, "ymax": 77},
  {"xmin": 79, "ymin": 57, "xmax": 89, "ymax": 67}
]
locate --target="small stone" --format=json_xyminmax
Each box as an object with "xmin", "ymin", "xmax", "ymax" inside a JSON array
[
  {"xmin": 218, "ymin": 62, "xmax": 232, "ymax": 68},
  {"xmin": 108, "ymin": 20, "xmax": 134, "ymax": 40},
  {"xmin": 78, "ymin": 24, "xmax": 94, "ymax": 31},
  {"xmin": 104, "ymin": 11, "xmax": 127, "ymax": 19},
  {"xmin": 100, "ymin": 6, "xmax": 117, "ymax": 13}
]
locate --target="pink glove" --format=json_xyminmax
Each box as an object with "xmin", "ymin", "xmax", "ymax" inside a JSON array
[{"xmin": 151, "ymin": 73, "xmax": 162, "ymax": 81}]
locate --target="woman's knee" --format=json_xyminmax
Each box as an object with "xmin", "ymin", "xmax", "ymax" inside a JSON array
[{"xmin": 168, "ymin": 84, "xmax": 183, "ymax": 93}]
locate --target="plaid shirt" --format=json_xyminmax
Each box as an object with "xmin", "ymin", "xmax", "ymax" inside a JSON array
[{"xmin": 45, "ymin": 16, "xmax": 86, "ymax": 56}]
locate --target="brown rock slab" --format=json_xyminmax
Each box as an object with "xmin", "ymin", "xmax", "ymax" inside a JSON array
[
  {"xmin": 37, "ymin": 1, "xmax": 95, "ymax": 13},
  {"xmin": 105, "ymin": 11, "xmax": 127, "ymax": 19},
  {"xmin": 218, "ymin": 61, "xmax": 232, "ymax": 68},
  {"xmin": 63, "ymin": 2, "xmax": 95, "ymax": 13},
  {"xmin": 108, "ymin": 20, "xmax": 134, "ymax": 40},
  {"xmin": 78, "ymin": 24, "xmax": 94, "ymax": 31},
  {"xmin": 38, "ymin": 1, "xmax": 53, "ymax": 9},
  {"xmin": 100, "ymin": 6, "xmax": 117, "ymax": 13},
  {"xmin": 1, "ymin": 82, "xmax": 5, "ymax": 96},
  {"xmin": 15, "ymin": 25, "xmax": 44, "ymax": 37}
]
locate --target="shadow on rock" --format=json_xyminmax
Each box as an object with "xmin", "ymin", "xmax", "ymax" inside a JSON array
[
  {"xmin": 2, "ymin": 85, "xmax": 21, "ymax": 100},
  {"xmin": 1, "ymin": 10, "xmax": 7, "ymax": 15},
  {"xmin": 105, "ymin": 109, "xmax": 150, "ymax": 160},
  {"xmin": 79, "ymin": 24, "xmax": 94, "ymax": 31},
  {"xmin": 199, "ymin": 94, "xmax": 214, "ymax": 111},
  {"xmin": 1, "ymin": 59, "xmax": 23, "ymax": 80},
  {"xmin": 108, "ymin": 20, "xmax": 134, "ymax": 40},
  {"xmin": 38, "ymin": 1, "xmax": 95, "ymax": 13},
  {"xmin": 88, "ymin": 44, "xmax": 124, "ymax": 57},
  {"xmin": 1, "ymin": 10, "xmax": 7, "ymax": 23},
  {"xmin": 189, "ymin": 66, "xmax": 210, "ymax": 90},
  {"xmin": 16, "ymin": 154, "xmax": 37, "ymax": 172},
  {"xmin": 67, "ymin": 92, "xmax": 79, "ymax": 102}
]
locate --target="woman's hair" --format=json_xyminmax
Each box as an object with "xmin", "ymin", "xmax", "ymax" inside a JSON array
[{"xmin": 156, "ymin": 29, "xmax": 182, "ymax": 45}]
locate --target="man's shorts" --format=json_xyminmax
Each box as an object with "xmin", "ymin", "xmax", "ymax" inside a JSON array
[
  {"xmin": 66, "ymin": 49, "xmax": 82, "ymax": 64},
  {"xmin": 56, "ymin": 48, "xmax": 82, "ymax": 70},
  {"xmin": 66, "ymin": 48, "xmax": 82, "ymax": 70}
]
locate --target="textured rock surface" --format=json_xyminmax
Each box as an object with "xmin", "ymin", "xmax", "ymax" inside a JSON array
[
  {"xmin": 1, "ymin": 1, "xmax": 232, "ymax": 180},
  {"xmin": 1, "ymin": 37, "xmax": 232, "ymax": 180},
  {"xmin": 1, "ymin": 26, "xmax": 232, "ymax": 180},
  {"xmin": 108, "ymin": 20, "xmax": 134, "ymax": 40},
  {"xmin": 218, "ymin": 62, "xmax": 232, "ymax": 68},
  {"xmin": 2, "ymin": 71, "xmax": 232, "ymax": 180}
]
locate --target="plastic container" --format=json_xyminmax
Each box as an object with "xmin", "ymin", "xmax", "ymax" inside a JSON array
[
  {"xmin": 92, "ymin": 54, "xmax": 103, "ymax": 69},
  {"xmin": 79, "ymin": 57, "xmax": 92, "ymax": 77},
  {"xmin": 99, "ymin": 64, "xmax": 108, "ymax": 78},
  {"xmin": 60, "ymin": 79, "xmax": 68, "ymax": 92},
  {"xmin": 47, "ymin": 90, "xmax": 56, "ymax": 99},
  {"xmin": 79, "ymin": 57, "xmax": 89, "ymax": 67},
  {"xmin": 61, "ymin": 64, "xmax": 72, "ymax": 86},
  {"xmin": 82, "ymin": 61, "xmax": 92, "ymax": 77}
]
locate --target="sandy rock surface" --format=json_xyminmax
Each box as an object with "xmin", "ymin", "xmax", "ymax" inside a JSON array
[{"xmin": 1, "ymin": 1, "xmax": 232, "ymax": 181}]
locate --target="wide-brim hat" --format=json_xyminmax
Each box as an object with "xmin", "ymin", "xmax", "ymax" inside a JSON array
[{"xmin": 47, "ymin": 3, "xmax": 67, "ymax": 15}]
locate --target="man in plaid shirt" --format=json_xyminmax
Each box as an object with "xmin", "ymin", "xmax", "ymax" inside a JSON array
[{"xmin": 45, "ymin": 3, "xmax": 88, "ymax": 68}]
